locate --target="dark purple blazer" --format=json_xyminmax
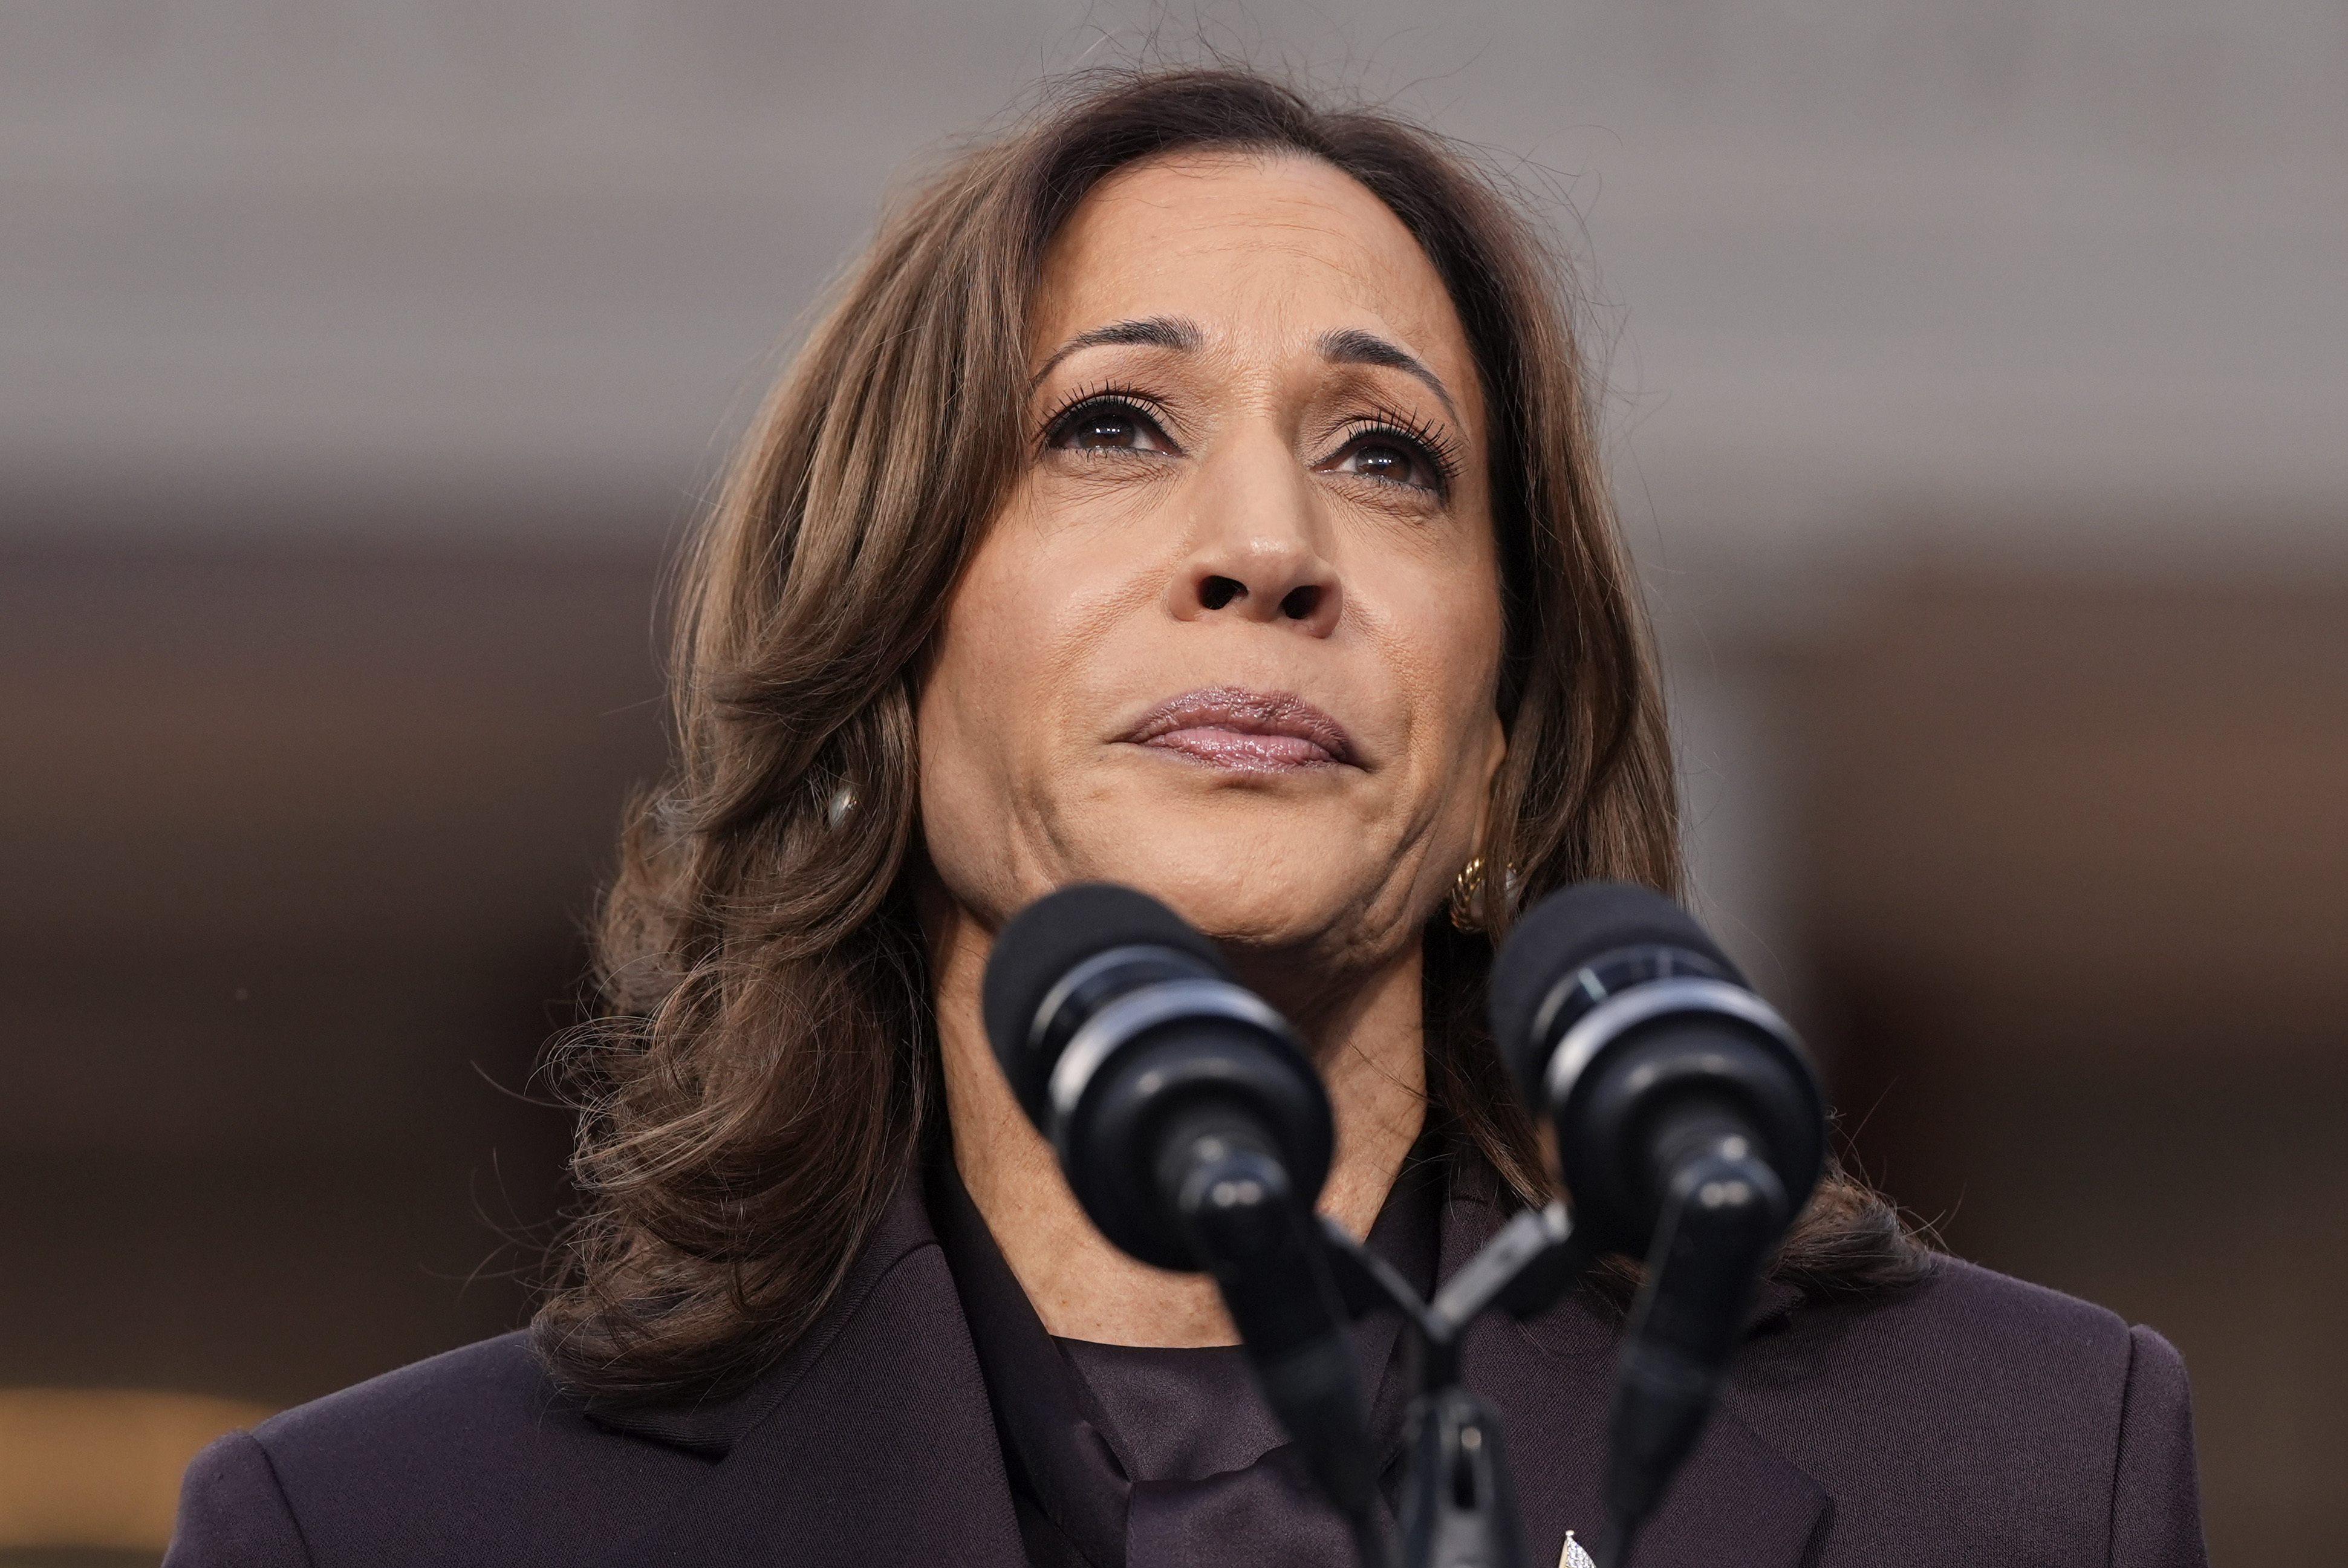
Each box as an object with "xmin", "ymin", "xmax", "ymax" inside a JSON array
[{"xmin": 166, "ymin": 1166, "xmax": 2207, "ymax": 1568}]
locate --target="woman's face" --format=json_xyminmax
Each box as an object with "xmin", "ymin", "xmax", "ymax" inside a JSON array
[{"xmin": 919, "ymin": 151, "xmax": 1506, "ymax": 982}]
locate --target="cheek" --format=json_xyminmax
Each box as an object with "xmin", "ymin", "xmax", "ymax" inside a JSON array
[
  {"xmin": 915, "ymin": 501, "xmax": 1144, "ymax": 812},
  {"xmin": 919, "ymin": 541, "xmax": 1033, "ymax": 795},
  {"xmin": 916, "ymin": 554, "xmax": 1043, "ymax": 925},
  {"xmin": 1365, "ymin": 544, "xmax": 1506, "ymax": 763}
]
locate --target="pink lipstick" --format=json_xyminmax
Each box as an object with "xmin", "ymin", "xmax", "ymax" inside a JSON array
[{"xmin": 1125, "ymin": 688, "xmax": 1358, "ymax": 772}]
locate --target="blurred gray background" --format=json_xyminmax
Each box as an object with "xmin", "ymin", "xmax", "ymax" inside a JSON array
[{"xmin": 2, "ymin": 2, "xmax": 2342, "ymax": 1561}]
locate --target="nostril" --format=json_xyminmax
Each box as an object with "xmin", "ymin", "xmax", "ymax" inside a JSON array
[
  {"xmin": 1200, "ymin": 576, "xmax": 1246, "ymax": 611},
  {"xmin": 1279, "ymin": 585, "xmax": 1320, "ymax": 621}
]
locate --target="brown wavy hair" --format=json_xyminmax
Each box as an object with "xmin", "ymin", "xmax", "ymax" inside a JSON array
[{"xmin": 534, "ymin": 65, "xmax": 1924, "ymax": 1405}]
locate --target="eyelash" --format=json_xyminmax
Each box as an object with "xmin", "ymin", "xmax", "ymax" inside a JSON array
[
  {"xmin": 1035, "ymin": 383, "xmax": 1177, "ymax": 454},
  {"xmin": 1036, "ymin": 382, "xmax": 1463, "ymax": 496},
  {"xmin": 1335, "ymin": 403, "xmax": 1464, "ymax": 495}
]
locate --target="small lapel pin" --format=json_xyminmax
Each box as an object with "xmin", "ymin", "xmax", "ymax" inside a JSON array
[{"xmin": 1561, "ymin": 1529, "xmax": 1596, "ymax": 1568}]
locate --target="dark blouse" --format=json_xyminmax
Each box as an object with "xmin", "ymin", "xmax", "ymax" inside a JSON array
[{"xmin": 927, "ymin": 1148, "xmax": 1439, "ymax": 1568}]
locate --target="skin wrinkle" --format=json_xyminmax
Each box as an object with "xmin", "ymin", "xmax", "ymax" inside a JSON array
[{"xmin": 917, "ymin": 151, "xmax": 1506, "ymax": 1345}]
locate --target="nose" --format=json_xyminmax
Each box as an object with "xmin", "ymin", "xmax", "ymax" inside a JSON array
[{"xmin": 1172, "ymin": 434, "xmax": 1342, "ymax": 636}]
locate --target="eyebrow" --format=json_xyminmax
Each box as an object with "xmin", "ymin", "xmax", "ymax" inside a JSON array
[
  {"xmin": 1318, "ymin": 327, "xmax": 1459, "ymax": 420},
  {"xmin": 1030, "ymin": 316, "xmax": 1202, "ymax": 385},
  {"xmin": 1029, "ymin": 316, "xmax": 1460, "ymax": 423}
]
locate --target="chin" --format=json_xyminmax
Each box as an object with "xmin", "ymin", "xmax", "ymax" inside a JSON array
[{"xmin": 1060, "ymin": 818, "xmax": 1407, "ymax": 961}]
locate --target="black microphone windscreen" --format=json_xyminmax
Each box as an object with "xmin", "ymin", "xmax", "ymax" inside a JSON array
[
  {"xmin": 980, "ymin": 882, "xmax": 1231, "ymax": 1068},
  {"xmin": 1488, "ymin": 882, "xmax": 1743, "ymax": 1104}
]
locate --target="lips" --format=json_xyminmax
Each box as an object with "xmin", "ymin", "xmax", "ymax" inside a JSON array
[{"xmin": 1125, "ymin": 687, "xmax": 1358, "ymax": 772}]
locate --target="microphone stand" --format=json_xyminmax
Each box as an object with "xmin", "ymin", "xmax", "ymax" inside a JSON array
[{"xmin": 1318, "ymin": 1203, "xmax": 1596, "ymax": 1568}]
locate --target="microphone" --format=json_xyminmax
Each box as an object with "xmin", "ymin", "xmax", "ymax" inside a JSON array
[
  {"xmin": 1488, "ymin": 882, "xmax": 1825, "ymax": 1568},
  {"xmin": 982, "ymin": 883, "xmax": 1388, "ymax": 1564}
]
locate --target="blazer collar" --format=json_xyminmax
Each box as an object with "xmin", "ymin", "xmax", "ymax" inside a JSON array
[
  {"xmin": 579, "ymin": 1171, "xmax": 945, "ymax": 1459},
  {"xmin": 579, "ymin": 1169, "xmax": 1031, "ymax": 1567}
]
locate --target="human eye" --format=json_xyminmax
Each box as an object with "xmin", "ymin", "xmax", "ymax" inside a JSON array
[
  {"xmin": 1316, "ymin": 409, "xmax": 1461, "ymax": 498},
  {"xmin": 1040, "ymin": 389, "xmax": 1180, "ymax": 455}
]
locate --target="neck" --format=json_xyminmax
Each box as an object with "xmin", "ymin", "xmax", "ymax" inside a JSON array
[{"xmin": 926, "ymin": 896, "xmax": 1428, "ymax": 1347}]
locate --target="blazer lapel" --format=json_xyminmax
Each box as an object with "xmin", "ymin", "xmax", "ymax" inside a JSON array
[
  {"xmin": 584, "ymin": 1176, "xmax": 1029, "ymax": 1567},
  {"xmin": 1446, "ymin": 1177, "xmax": 1830, "ymax": 1568}
]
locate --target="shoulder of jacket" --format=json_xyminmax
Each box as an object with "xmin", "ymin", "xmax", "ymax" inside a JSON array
[
  {"xmin": 237, "ymin": 1332, "xmax": 725, "ymax": 1566},
  {"xmin": 1916, "ymin": 1249, "xmax": 2141, "ymax": 1324},
  {"xmin": 1766, "ymin": 1252, "xmax": 2132, "ymax": 1347},
  {"xmin": 1740, "ymin": 1254, "xmax": 2139, "ymax": 1420},
  {"xmin": 253, "ymin": 1331, "xmax": 556, "ymax": 1456},
  {"xmin": 1728, "ymin": 1258, "xmax": 2152, "ymax": 1562},
  {"xmin": 167, "ymin": 1428, "xmax": 311, "ymax": 1568},
  {"xmin": 1893, "ymin": 1253, "xmax": 2131, "ymax": 1344}
]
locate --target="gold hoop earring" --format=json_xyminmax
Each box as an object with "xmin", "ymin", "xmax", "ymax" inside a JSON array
[{"xmin": 1449, "ymin": 855, "xmax": 1487, "ymax": 932}]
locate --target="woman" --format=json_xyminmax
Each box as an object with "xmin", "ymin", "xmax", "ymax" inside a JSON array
[{"xmin": 167, "ymin": 67, "xmax": 2206, "ymax": 1568}]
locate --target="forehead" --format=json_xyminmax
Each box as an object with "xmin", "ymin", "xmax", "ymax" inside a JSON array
[{"xmin": 1033, "ymin": 151, "xmax": 1472, "ymax": 374}]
